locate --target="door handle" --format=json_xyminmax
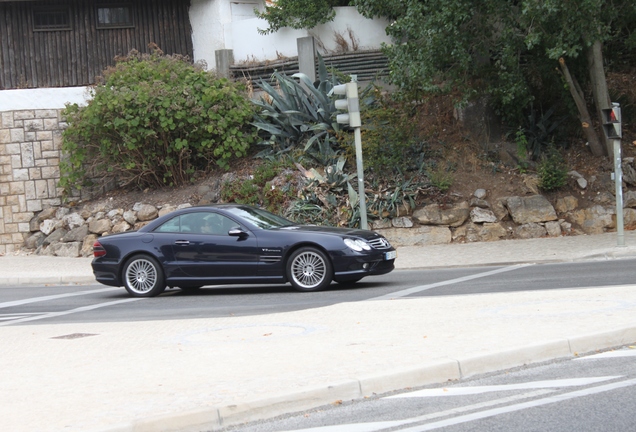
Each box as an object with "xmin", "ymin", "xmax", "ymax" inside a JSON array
[{"xmin": 174, "ymin": 240, "xmax": 190, "ymax": 245}]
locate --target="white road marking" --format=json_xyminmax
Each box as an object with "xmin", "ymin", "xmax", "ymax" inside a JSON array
[
  {"xmin": 369, "ymin": 264, "xmax": 533, "ymax": 300},
  {"xmin": 278, "ymin": 390, "xmax": 554, "ymax": 432},
  {"xmin": 394, "ymin": 377, "xmax": 636, "ymax": 431},
  {"xmin": 0, "ymin": 314, "xmax": 37, "ymax": 321},
  {"xmin": 278, "ymin": 376, "xmax": 631, "ymax": 431},
  {"xmin": 576, "ymin": 349, "xmax": 636, "ymax": 360},
  {"xmin": 384, "ymin": 376, "xmax": 621, "ymax": 398},
  {"xmin": 0, "ymin": 287, "xmax": 122, "ymax": 309},
  {"xmin": 0, "ymin": 298, "xmax": 141, "ymax": 326}
]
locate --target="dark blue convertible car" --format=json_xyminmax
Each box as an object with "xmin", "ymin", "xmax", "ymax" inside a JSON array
[{"xmin": 92, "ymin": 204, "xmax": 396, "ymax": 297}]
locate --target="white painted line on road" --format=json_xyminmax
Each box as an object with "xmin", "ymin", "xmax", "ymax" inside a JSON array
[
  {"xmin": 278, "ymin": 390, "xmax": 554, "ymax": 432},
  {"xmin": 369, "ymin": 264, "xmax": 533, "ymax": 300},
  {"xmin": 384, "ymin": 376, "xmax": 622, "ymax": 398},
  {"xmin": 0, "ymin": 313, "xmax": 38, "ymax": 321},
  {"xmin": 0, "ymin": 287, "xmax": 122, "ymax": 309},
  {"xmin": 0, "ymin": 298, "xmax": 141, "ymax": 326},
  {"xmin": 394, "ymin": 377, "xmax": 636, "ymax": 431},
  {"xmin": 576, "ymin": 349, "xmax": 636, "ymax": 360}
]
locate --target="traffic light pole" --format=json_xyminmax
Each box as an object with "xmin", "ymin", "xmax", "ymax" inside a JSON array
[
  {"xmin": 614, "ymin": 139, "xmax": 625, "ymax": 246},
  {"xmin": 603, "ymin": 102, "xmax": 625, "ymax": 247},
  {"xmin": 353, "ymin": 126, "xmax": 368, "ymax": 230},
  {"xmin": 333, "ymin": 81, "xmax": 367, "ymax": 230}
]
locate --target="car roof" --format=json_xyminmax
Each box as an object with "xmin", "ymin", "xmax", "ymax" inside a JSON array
[{"xmin": 138, "ymin": 204, "xmax": 264, "ymax": 231}]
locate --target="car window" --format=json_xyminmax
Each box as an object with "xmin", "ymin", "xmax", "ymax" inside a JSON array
[
  {"xmin": 225, "ymin": 207, "xmax": 294, "ymax": 230},
  {"xmin": 154, "ymin": 212, "xmax": 238, "ymax": 235},
  {"xmin": 154, "ymin": 216, "xmax": 181, "ymax": 233}
]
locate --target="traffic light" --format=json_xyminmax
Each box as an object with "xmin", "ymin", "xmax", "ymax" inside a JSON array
[
  {"xmin": 333, "ymin": 82, "xmax": 361, "ymax": 128},
  {"xmin": 602, "ymin": 103, "xmax": 622, "ymax": 140}
]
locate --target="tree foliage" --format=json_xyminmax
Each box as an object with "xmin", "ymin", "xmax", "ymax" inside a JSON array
[
  {"xmin": 356, "ymin": 1, "xmax": 625, "ymax": 112},
  {"xmin": 60, "ymin": 49, "xmax": 256, "ymax": 194},
  {"xmin": 258, "ymin": 0, "xmax": 636, "ymax": 140},
  {"xmin": 255, "ymin": 0, "xmax": 351, "ymax": 34}
]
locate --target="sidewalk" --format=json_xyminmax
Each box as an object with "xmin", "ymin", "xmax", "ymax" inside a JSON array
[{"xmin": 1, "ymin": 231, "xmax": 636, "ymax": 432}]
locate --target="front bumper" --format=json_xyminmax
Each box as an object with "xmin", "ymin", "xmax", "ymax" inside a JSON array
[{"xmin": 332, "ymin": 249, "xmax": 396, "ymax": 281}]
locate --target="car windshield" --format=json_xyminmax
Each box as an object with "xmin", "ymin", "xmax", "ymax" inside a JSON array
[{"xmin": 226, "ymin": 207, "xmax": 295, "ymax": 230}]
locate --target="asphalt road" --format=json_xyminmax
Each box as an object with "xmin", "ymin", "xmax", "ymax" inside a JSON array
[
  {"xmin": 220, "ymin": 346, "xmax": 636, "ymax": 432},
  {"xmin": 1, "ymin": 258, "xmax": 636, "ymax": 326}
]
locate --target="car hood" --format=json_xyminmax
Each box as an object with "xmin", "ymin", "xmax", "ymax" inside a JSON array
[{"xmin": 278, "ymin": 225, "xmax": 382, "ymax": 241}]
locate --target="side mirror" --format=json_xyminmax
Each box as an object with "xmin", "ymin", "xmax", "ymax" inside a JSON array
[{"xmin": 228, "ymin": 227, "xmax": 248, "ymax": 238}]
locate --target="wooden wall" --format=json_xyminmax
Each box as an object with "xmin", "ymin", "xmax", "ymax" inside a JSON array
[{"xmin": 0, "ymin": 0, "xmax": 193, "ymax": 89}]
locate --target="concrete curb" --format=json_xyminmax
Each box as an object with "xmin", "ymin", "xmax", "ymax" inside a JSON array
[
  {"xmin": 103, "ymin": 326, "xmax": 636, "ymax": 432},
  {"xmin": 0, "ymin": 276, "xmax": 95, "ymax": 286}
]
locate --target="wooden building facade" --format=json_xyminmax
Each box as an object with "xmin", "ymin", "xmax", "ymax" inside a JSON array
[{"xmin": 0, "ymin": 0, "xmax": 193, "ymax": 89}]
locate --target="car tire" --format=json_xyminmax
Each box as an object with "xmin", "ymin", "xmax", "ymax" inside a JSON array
[
  {"xmin": 122, "ymin": 255, "xmax": 166, "ymax": 297},
  {"xmin": 287, "ymin": 247, "xmax": 332, "ymax": 292}
]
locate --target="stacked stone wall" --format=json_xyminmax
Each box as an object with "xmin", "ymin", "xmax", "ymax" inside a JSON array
[{"xmin": 0, "ymin": 109, "xmax": 65, "ymax": 254}]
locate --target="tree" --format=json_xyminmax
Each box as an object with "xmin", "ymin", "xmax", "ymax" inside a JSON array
[
  {"xmin": 255, "ymin": 0, "xmax": 351, "ymax": 34},
  {"xmin": 355, "ymin": 0, "xmax": 636, "ymax": 156},
  {"xmin": 258, "ymin": 0, "xmax": 636, "ymax": 157}
]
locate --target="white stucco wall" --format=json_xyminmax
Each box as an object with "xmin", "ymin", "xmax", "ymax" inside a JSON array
[
  {"xmin": 189, "ymin": 0, "xmax": 232, "ymax": 69},
  {"xmin": 0, "ymin": 87, "xmax": 91, "ymax": 112},
  {"xmin": 229, "ymin": 6, "xmax": 391, "ymax": 64},
  {"xmin": 190, "ymin": 2, "xmax": 391, "ymax": 69}
]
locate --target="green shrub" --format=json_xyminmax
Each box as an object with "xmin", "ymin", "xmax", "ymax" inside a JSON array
[
  {"xmin": 349, "ymin": 91, "xmax": 424, "ymax": 175},
  {"xmin": 537, "ymin": 148, "xmax": 568, "ymax": 191},
  {"xmin": 427, "ymin": 166, "xmax": 454, "ymax": 192},
  {"xmin": 514, "ymin": 127, "xmax": 530, "ymax": 172},
  {"xmin": 220, "ymin": 159, "xmax": 295, "ymax": 212},
  {"xmin": 60, "ymin": 48, "xmax": 256, "ymax": 194}
]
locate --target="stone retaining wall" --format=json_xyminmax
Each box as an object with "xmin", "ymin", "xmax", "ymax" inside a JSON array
[{"xmin": 0, "ymin": 109, "xmax": 65, "ymax": 254}]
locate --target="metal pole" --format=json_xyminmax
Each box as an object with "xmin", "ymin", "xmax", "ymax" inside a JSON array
[
  {"xmin": 614, "ymin": 139, "xmax": 625, "ymax": 247},
  {"xmin": 353, "ymin": 126, "xmax": 367, "ymax": 230}
]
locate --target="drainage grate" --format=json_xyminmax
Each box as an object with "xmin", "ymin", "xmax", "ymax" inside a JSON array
[{"xmin": 51, "ymin": 333, "xmax": 98, "ymax": 340}]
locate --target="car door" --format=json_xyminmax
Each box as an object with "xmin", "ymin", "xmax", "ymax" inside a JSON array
[{"xmin": 169, "ymin": 211, "xmax": 259, "ymax": 279}]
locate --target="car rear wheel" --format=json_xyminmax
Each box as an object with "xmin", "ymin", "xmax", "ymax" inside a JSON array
[
  {"xmin": 122, "ymin": 255, "xmax": 166, "ymax": 297},
  {"xmin": 287, "ymin": 247, "xmax": 332, "ymax": 292}
]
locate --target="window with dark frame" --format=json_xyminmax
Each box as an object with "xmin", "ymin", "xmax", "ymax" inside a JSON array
[
  {"xmin": 33, "ymin": 6, "xmax": 71, "ymax": 31},
  {"xmin": 97, "ymin": 4, "xmax": 134, "ymax": 29}
]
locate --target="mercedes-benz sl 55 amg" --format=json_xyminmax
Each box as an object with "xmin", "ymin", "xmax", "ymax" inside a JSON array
[{"xmin": 92, "ymin": 205, "xmax": 396, "ymax": 297}]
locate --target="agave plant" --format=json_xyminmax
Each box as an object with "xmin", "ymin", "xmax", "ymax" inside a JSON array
[
  {"xmin": 288, "ymin": 156, "xmax": 362, "ymax": 227},
  {"xmin": 251, "ymin": 53, "xmax": 352, "ymax": 162}
]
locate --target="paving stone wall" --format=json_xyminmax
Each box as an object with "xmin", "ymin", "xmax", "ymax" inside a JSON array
[{"xmin": 0, "ymin": 109, "xmax": 65, "ymax": 254}]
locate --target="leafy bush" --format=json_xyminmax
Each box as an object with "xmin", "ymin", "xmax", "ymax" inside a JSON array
[
  {"xmin": 346, "ymin": 89, "xmax": 423, "ymax": 175},
  {"xmin": 427, "ymin": 165, "xmax": 454, "ymax": 192},
  {"xmin": 537, "ymin": 148, "xmax": 568, "ymax": 191},
  {"xmin": 220, "ymin": 160, "xmax": 295, "ymax": 212},
  {"xmin": 60, "ymin": 49, "xmax": 256, "ymax": 194},
  {"xmin": 254, "ymin": 0, "xmax": 350, "ymax": 34},
  {"xmin": 514, "ymin": 127, "xmax": 530, "ymax": 172}
]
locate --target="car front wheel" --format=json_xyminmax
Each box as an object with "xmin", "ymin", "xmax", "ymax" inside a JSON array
[
  {"xmin": 122, "ymin": 255, "xmax": 166, "ymax": 297},
  {"xmin": 287, "ymin": 247, "xmax": 332, "ymax": 292}
]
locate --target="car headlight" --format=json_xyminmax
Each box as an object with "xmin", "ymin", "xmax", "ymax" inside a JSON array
[{"xmin": 344, "ymin": 238, "xmax": 371, "ymax": 252}]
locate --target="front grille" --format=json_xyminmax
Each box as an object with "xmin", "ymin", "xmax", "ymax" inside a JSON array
[{"xmin": 368, "ymin": 237, "xmax": 392, "ymax": 250}]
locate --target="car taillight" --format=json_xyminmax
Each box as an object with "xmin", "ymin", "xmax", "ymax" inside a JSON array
[{"xmin": 93, "ymin": 241, "xmax": 106, "ymax": 258}]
